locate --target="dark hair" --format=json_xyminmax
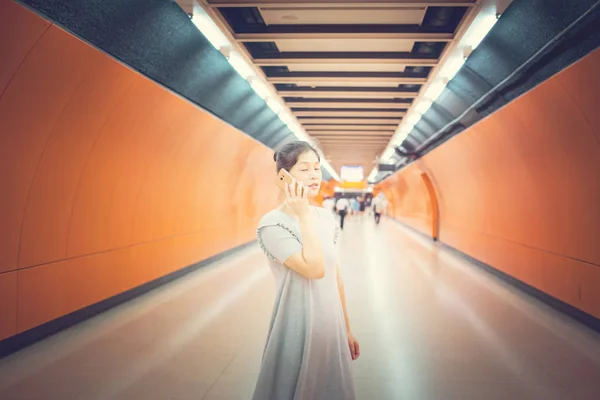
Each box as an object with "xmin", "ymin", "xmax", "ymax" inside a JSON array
[{"xmin": 274, "ymin": 140, "xmax": 320, "ymax": 172}]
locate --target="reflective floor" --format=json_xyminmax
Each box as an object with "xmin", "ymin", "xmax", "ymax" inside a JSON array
[{"xmin": 1, "ymin": 215, "xmax": 600, "ymax": 399}]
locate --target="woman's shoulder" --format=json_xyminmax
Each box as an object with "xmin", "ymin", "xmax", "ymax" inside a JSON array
[
  {"xmin": 259, "ymin": 206, "xmax": 334, "ymax": 225},
  {"xmin": 258, "ymin": 208, "xmax": 292, "ymax": 229}
]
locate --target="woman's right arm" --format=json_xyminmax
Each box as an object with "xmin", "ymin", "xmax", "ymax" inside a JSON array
[
  {"xmin": 281, "ymin": 179, "xmax": 325, "ymax": 279},
  {"xmin": 284, "ymin": 213, "xmax": 325, "ymax": 279}
]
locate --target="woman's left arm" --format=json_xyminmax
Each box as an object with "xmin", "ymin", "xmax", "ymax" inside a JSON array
[{"xmin": 336, "ymin": 265, "xmax": 360, "ymax": 360}]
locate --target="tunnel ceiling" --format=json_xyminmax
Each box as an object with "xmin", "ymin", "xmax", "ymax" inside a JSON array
[
  {"xmin": 23, "ymin": 0, "xmax": 597, "ymax": 183},
  {"xmin": 199, "ymin": 0, "xmax": 480, "ymax": 175}
]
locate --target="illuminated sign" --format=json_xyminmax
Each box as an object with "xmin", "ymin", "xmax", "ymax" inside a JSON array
[{"xmin": 340, "ymin": 165, "xmax": 364, "ymax": 182}]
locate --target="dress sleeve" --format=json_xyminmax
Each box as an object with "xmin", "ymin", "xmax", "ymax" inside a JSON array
[{"xmin": 257, "ymin": 224, "xmax": 303, "ymax": 264}]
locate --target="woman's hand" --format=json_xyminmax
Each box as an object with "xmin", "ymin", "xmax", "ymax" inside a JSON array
[
  {"xmin": 348, "ymin": 331, "xmax": 360, "ymax": 361},
  {"xmin": 285, "ymin": 178, "xmax": 311, "ymax": 219}
]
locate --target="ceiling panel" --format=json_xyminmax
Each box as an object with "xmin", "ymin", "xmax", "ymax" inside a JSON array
[
  {"xmin": 303, "ymin": 125, "xmax": 397, "ymax": 130},
  {"xmin": 267, "ymin": 76, "xmax": 427, "ymax": 86},
  {"xmin": 275, "ymin": 39, "xmax": 415, "ymax": 53},
  {"xmin": 314, "ymin": 134, "xmax": 393, "ymax": 139},
  {"xmin": 287, "ymin": 63, "xmax": 408, "ymax": 72},
  {"xmin": 283, "ymin": 91, "xmax": 416, "ymax": 98},
  {"xmin": 287, "ymin": 101, "xmax": 409, "ymax": 109},
  {"xmin": 294, "ymin": 110, "xmax": 405, "ymax": 117},
  {"xmin": 298, "ymin": 118, "xmax": 403, "ymax": 124},
  {"xmin": 309, "ymin": 130, "xmax": 394, "ymax": 136},
  {"xmin": 259, "ymin": 6, "xmax": 427, "ymax": 25}
]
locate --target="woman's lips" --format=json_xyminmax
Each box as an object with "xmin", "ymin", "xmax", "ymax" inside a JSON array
[{"xmin": 309, "ymin": 183, "xmax": 319, "ymax": 189}]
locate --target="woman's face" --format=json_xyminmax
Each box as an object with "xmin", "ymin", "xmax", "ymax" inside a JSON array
[{"xmin": 289, "ymin": 150, "xmax": 322, "ymax": 198}]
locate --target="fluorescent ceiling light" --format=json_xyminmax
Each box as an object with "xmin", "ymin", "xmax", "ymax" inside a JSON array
[
  {"xmin": 381, "ymin": 148, "xmax": 395, "ymax": 160},
  {"xmin": 400, "ymin": 122, "xmax": 415, "ymax": 134},
  {"xmin": 464, "ymin": 14, "xmax": 498, "ymax": 50},
  {"xmin": 423, "ymin": 79, "xmax": 447, "ymax": 102},
  {"xmin": 287, "ymin": 122, "xmax": 303, "ymax": 135},
  {"xmin": 191, "ymin": 2, "xmax": 341, "ymax": 181},
  {"xmin": 391, "ymin": 136, "xmax": 405, "ymax": 146},
  {"xmin": 439, "ymin": 55, "xmax": 466, "ymax": 81},
  {"xmin": 228, "ymin": 52, "xmax": 254, "ymax": 80},
  {"xmin": 406, "ymin": 111, "xmax": 422, "ymax": 126},
  {"xmin": 191, "ymin": 11, "xmax": 229, "ymax": 50},
  {"xmin": 415, "ymin": 99, "xmax": 433, "ymax": 114},
  {"xmin": 250, "ymin": 79, "xmax": 271, "ymax": 100},
  {"xmin": 268, "ymin": 101, "xmax": 284, "ymax": 115},
  {"xmin": 368, "ymin": 168, "xmax": 378, "ymax": 181},
  {"xmin": 396, "ymin": 130, "xmax": 411, "ymax": 143},
  {"xmin": 278, "ymin": 112, "xmax": 293, "ymax": 125},
  {"xmin": 377, "ymin": 2, "xmax": 503, "ymax": 166}
]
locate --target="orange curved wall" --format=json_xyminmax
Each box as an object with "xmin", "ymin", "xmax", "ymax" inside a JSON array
[
  {"xmin": 380, "ymin": 48, "xmax": 600, "ymax": 319},
  {"xmin": 378, "ymin": 162, "xmax": 438, "ymax": 239},
  {"xmin": 0, "ymin": 2, "xmax": 281, "ymax": 341}
]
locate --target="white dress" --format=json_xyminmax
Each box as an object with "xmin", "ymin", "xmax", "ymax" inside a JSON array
[{"xmin": 252, "ymin": 207, "xmax": 356, "ymax": 400}]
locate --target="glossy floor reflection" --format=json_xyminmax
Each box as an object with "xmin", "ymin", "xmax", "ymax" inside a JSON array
[{"xmin": 1, "ymin": 215, "xmax": 600, "ymax": 399}]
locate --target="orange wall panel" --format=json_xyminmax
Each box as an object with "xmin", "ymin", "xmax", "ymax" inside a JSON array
[
  {"xmin": 0, "ymin": 0, "xmax": 50, "ymax": 93},
  {"xmin": 66, "ymin": 74, "xmax": 190, "ymax": 257},
  {"xmin": 556, "ymin": 50, "xmax": 600, "ymax": 144},
  {"xmin": 18, "ymin": 263, "xmax": 68, "ymax": 333},
  {"xmin": 2, "ymin": 4, "xmax": 282, "ymax": 338},
  {"xmin": 0, "ymin": 272, "xmax": 18, "ymax": 340},
  {"xmin": 18, "ymin": 31, "xmax": 135, "ymax": 268},
  {"xmin": 0, "ymin": 25, "xmax": 107, "ymax": 272},
  {"xmin": 380, "ymin": 49, "xmax": 600, "ymax": 319},
  {"xmin": 423, "ymin": 62, "xmax": 600, "ymax": 267},
  {"xmin": 378, "ymin": 162, "xmax": 435, "ymax": 238}
]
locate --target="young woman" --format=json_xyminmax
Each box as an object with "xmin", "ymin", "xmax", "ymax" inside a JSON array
[{"xmin": 253, "ymin": 140, "xmax": 360, "ymax": 400}]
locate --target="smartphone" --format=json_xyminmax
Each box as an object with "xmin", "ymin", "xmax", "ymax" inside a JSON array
[
  {"xmin": 276, "ymin": 168, "xmax": 294, "ymax": 192},
  {"xmin": 276, "ymin": 169, "xmax": 304, "ymax": 195}
]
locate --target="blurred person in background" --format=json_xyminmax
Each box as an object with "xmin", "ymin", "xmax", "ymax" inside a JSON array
[
  {"xmin": 322, "ymin": 196, "xmax": 335, "ymax": 216},
  {"xmin": 336, "ymin": 196, "xmax": 350, "ymax": 230},
  {"xmin": 372, "ymin": 194, "xmax": 387, "ymax": 225},
  {"xmin": 350, "ymin": 197, "xmax": 359, "ymax": 216}
]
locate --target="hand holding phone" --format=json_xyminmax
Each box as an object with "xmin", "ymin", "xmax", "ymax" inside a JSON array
[
  {"xmin": 276, "ymin": 169, "xmax": 310, "ymax": 218},
  {"xmin": 276, "ymin": 168, "xmax": 294, "ymax": 192}
]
